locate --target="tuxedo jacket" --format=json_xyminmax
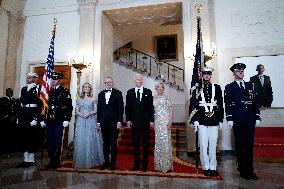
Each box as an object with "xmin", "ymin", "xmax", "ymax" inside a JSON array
[
  {"xmin": 125, "ymin": 87, "xmax": 154, "ymax": 125},
  {"xmin": 250, "ymin": 75, "xmax": 273, "ymax": 107},
  {"xmin": 97, "ymin": 88, "xmax": 124, "ymax": 124}
]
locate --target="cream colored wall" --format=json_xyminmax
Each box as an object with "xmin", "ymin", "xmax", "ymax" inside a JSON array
[
  {"xmin": 132, "ymin": 24, "xmax": 184, "ymax": 69},
  {"xmin": 0, "ymin": 8, "xmax": 9, "ymax": 96}
]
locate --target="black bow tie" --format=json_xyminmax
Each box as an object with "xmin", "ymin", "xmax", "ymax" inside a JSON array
[{"xmin": 105, "ymin": 90, "xmax": 111, "ymax": 92}]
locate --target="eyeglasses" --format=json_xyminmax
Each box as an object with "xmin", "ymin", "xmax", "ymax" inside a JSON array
[{"xmin": 105, "ymin": 81, "xmax": 113, "ymax": 84}]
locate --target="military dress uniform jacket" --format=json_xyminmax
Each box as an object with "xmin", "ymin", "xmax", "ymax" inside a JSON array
[
  {"xmin": 0, "ymin": 97, "xmax": 18, "ymax": 124},
  {"xmin": 18, "ymin": 85, "xmax": 42, "ymax": 127},
  {"xmin": 189, "ymin": 83, "xmax": 224, "ymax": 126},
  {"xmin": 45, "ymin": 86, "xmax": 72, "ymax": 124},
  {"xmin": 224, "ymin": 81, "xmax": 261, "ymax": 124}
]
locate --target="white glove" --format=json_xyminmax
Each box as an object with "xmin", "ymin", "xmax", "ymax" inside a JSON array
[
  {"xmin": 228, "ymin": 121, "xmax": 234, "ymax": 127},
  {"xmin": 63, "ymin": 121, "xmax": 69, "ymax": 128},
  {"xmin": 40, "ymin": 121, "xmax": 46, "ymax": 127},
  {"xmin": 219, "ymin": 122, "xmax": 223, "ymax": 130},
  {"xmin": 255, "ymin": 120, "xmax": 261, "ymax": 126},
  {"xmin": 193, "ymin": 121, "xmax": 199, "ymax": 132},
  {"xmin": 16, "ymin": 119, "xmax": 18, "ymax": 124},
  {"xmin": 30, "ymin": 120, "xmax": 37, "ymax": 126}
]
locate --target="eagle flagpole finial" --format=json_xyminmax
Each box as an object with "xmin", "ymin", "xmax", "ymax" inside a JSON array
[{"xmin": 195, "ymin": 4, "xmax": 202, "ymax": 14}]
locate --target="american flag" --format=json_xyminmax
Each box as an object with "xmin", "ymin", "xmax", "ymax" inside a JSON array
[
  {"xmin": 40, "ymin": 23, "xmax": 56, "ymax": 114},
  {"xmin": 190, "ymin": 16, "xmax": 204, "ymax": 94}
]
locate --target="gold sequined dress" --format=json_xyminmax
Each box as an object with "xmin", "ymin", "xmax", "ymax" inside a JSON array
[{"xmin": 153, "ymin": 94, "xmax": 173, "ymax": 172}]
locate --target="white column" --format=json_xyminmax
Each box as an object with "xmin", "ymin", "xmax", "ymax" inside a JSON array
[{"xmin": 182, "ymin": 0, "xmax": 196, "ymax": 152}]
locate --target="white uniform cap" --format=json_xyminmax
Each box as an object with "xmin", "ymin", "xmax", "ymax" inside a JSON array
[
  {"xmin": 26, "ymin": 72, "xmax": 38, "ymax": 78},
  {"xmin": 202, "ymin": 67, "xmax": 214, "ymax": 73}
]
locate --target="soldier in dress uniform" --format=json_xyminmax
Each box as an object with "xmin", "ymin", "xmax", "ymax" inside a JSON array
[
  {"xmin": 188, "ymin": 67, "xmax": 224, "ymax": 176},
  {"xmin": 40, "ymin": 72, "xmax": 73, "ymax": 169},
  {"xmin": 0, "ymin": 88, "xmax": 19, "ymax": 154},
  {"xmin": 224, "ymin": 63, "xmax": 261, "ymax": 180},
  {"xmin": 17, "ymin": 73, "xmax": 42, "ymax": 168}
]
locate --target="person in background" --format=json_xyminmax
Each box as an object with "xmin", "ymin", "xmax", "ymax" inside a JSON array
[
  {"xmin": 250, "ymin": 64, "xmax": 273, "ymax": 107},
  {"xmin": 73, "ymin": 82, "xmax": 104, "ymax": 169},
  {"xmin": 225, "ymin": 63, "xmax": 261, "ymax": 180},
  {"xmin": 153, "ymin": 82, "xmax": 173, "ymax": 173},
  {"xmin": 0, "ymin": 88, "xmax": 19, "ymax": 154}
]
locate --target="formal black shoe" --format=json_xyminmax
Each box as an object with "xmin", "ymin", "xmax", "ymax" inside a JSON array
[
  {"xmin": 210, "ymin": 170, "xmax": 217, "ymax": 176},
  {"xmin": 203, "ymin": 170, "xmax": 211, "ymax": 176},
  {"xmin": 16, "ymin": 161, "xmax": 27, "ymax": 168},
  {"xmin": 110, "ymin": 165, "xmax": 116, "ymax": 170},
  {"xmin": 249, "ymin": 173, "xmax": 259, "ymax": 180},
  {"xmin": 131, "ymin": 166, "xmax": 139, "ymax": 171},
  {"xmin": 142, "ymin": 166, "xmax": 147, "ymax": 172},
  {"xmin": 99, "ymin": 163, "xmax": 109, "ymax": 170}
]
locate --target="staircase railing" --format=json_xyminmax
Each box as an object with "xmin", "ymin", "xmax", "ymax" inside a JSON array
[{"xmin": 114, "ymin": 46, "xmax": 185, "ymax": 90}]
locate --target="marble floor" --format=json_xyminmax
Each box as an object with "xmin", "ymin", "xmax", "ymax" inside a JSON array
[{"xmin": 1, "ymin": 152, "xmax": 284, "ymax": 189}]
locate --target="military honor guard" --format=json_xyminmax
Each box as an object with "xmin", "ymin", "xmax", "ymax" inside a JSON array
[
  {"xmin": 40, "ymin": 72, "xmax": 73, "ymax": 169},
  {"xmin": 17, "ymin": 73, "xmax": 42, "ymax": 168},
  {"xmin": 0, "ymin": 88, "xmax": 19, "ymax": 154},
  {"xmin": 224, "ymin": 63, "xmax": 261, "ymax": 180},
  {"xmin": 188, "ymin": 67, "xmax": 224, "ymax": 176}
]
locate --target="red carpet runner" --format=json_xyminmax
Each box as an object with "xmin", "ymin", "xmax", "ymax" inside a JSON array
[{"xmin": 54, "ymin": 127, "xmax": 222, "ymax": 179}]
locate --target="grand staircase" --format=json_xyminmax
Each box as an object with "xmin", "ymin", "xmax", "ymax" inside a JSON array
[
  {"xmin": 117, "ymin": 126, "xmax": 188, "ymax": 155},
  {"xmin": 114, "ymin": 45, "xmax": 185, "ymax": 91},
  {"xmin": 254, "ymin": 127, "xmax": 284, "ymax": 160}
]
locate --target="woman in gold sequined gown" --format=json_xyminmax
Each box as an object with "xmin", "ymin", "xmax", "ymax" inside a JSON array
[{"xmin": 153, "ymin": 83, "xmax": 173, "ymax": 173}]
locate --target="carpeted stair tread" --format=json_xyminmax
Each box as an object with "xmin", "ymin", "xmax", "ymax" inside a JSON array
[
  {"xmin": 254, "ymin": 127, "xmax": 284, "ymax": 138},
  {"xmin": 118, "ymin": 139, "xmax": 155, "ymax": 146},
  {"xmin": 255, "ymin": 137, "xmax": 284, "ymax": 145},
  {"xmin": 254, "ymin": 127, "xmax": 284, "ymax": 158},
  {"xmin": 118, "ymin": 146, "xmax": 154, "ymax": 154}
]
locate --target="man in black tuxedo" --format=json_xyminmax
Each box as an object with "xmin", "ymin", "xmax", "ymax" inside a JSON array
[
  {"xmin": 250, "ymin": 64, "xmax": 273, "ymax": 107},
  {"xmin": 126, "ymin": 73, "xmax": 154, "ymax": 172},
  {"xmin": 97, "ymin": 77, "xmax": 124, "ymax": 170}
]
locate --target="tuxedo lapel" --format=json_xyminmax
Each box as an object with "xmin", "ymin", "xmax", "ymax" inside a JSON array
[
  {"xmin": 141, "ymin": 87, "xmax": 146, "ymax": 104},
  {"xmin": 108, "ymin": 89, "xmax": 115, "ymax": 105},
  {"xmin": 132, "ymin": 88, "xmax": 137, "ymax": 101}
]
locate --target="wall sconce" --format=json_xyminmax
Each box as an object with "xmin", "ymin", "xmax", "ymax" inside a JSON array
[
  {"xmin": 68, "ymin": 56, "xmax": 91, "ymax": 97},
  {"xmin": 190, "ymin": 43, "xmax": 217, "ymax": 64},
  {"xmin": 69, "ymin": 56, "xmax": 92, "ymax": 73}
]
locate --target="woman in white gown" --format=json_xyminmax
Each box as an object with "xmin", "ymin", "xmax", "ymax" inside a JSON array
[
  {"xmin": 73, "ymin": 82, "xmax": 104, "ymax": 169},
  {"xmin": 153, "ymin": 82, "xmax": 173, "ymax": 173}
]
